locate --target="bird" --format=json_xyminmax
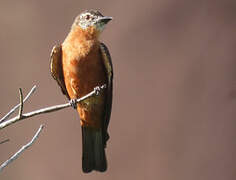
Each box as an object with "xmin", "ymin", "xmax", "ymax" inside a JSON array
[{"xmin": 50, "ymin": 10, "xmax": 113, "ymax": 173}]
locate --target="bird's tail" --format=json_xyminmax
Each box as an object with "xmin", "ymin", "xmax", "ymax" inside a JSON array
[{"xmin": 81, "ymin": 126, "xmax": 107, "ymax": 173}]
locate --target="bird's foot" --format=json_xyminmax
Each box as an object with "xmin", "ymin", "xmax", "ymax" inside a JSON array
[
  {"xmin": 69, "ymin": 99, "xmax": 77, "ymax": 109},
  {"xmin": 94, "ymin": 84, "xmax": 106, "ymax": 95},
  {"xmin": 94, "ymin": 86, "xmax": 101, "ymax": 95}
]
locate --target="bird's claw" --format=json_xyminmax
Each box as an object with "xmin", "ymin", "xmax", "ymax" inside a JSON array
[
  {"xmin": 94, "ymin": 84, "xmax": 107, "ymax": 95},
  {"xmin": 94, "ymin": 86, "xmax": 101, "ymax": 95},
  {"xmin": 69, "ymin": 99, "xmax": 77, "ymax": 109}
]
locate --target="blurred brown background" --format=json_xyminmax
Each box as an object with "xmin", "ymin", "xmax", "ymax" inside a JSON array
[{"xmin": 0, "ymin": 0, "xmax": 236, "ymax": 179}]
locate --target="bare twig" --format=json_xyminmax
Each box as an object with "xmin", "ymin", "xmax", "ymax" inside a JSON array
[
  {"xmin": 0, "ymin": 125, "xmax": 44, "ymax": 172},
  {"xmin": 0, "ymin": 84, "xmax": 105, "ymax": 172},
  {"xmin": 0, "ymin": 139, "xmax": 10, "ymax": 145},
  {"xmin": 0, "ymin": 84, "xmax": 106, "ymax": 130},
  {"xmin": 18, "ymin": 88, "xmax": 23, "ymax": 119},
  {"xmin": 0, "ymin": 85, "xmax": 36, "ymax": 123}
]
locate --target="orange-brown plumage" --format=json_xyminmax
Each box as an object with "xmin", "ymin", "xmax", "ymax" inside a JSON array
[
  {"xmin": 62, "ymin": 26, "xmax": 107, "ymax": 128},
  {"xmin": 50, "ymin": 10, "xmax": 113, "ymax": 173}
]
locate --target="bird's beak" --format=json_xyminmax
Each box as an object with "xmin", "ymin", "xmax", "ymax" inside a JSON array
[{"xmin": 98, "ymin": 16, "xmax": 113, "ymax": 24}]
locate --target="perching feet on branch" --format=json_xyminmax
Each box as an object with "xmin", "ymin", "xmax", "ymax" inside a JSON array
[
  {"xmin": 69, "ymin": 85, "xmax": 107, "ymax": 109},
  {"xmin": 94, "ymin": 84, "xmax": 106, "ymax": 95},
  {"xmin": 69, "ymin": 99, "xmax": 78, "ymax": 109}
]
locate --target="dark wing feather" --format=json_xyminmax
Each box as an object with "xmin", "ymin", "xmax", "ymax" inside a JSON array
[
  {"xmin": 99, "ymin": 42, "xmax": 113, "ymax": 144},
  {"xmin": 50, "ymin": 45, "xmax": 70, "ymax": 99}
]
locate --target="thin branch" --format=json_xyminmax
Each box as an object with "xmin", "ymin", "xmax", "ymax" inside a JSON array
[
  {"xmin": 18, "ymin": 88, "xmax": 24, "ymax": 119},
  {"xmin": 0, "ymin": 84, "xmax": 106, "ymax": 130},
  {"xmin": 0, "ymin": 125, "xmax": 44, "ymax": 172},
  {"xmin": 0, "ymin": 84, "xmax": 105, "ymax": 173},
  {"xmin": 0, "ymin": 85, "xmax": 36, "ymax": 123},
  {"xmin": 0, "ymin": 139, "xmax": 10, "ymax": 145}
]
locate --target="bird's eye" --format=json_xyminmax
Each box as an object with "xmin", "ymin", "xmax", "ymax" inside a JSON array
[{"xmin": 85, "ymin": 15, "xmax": 90, "ymax": 20}]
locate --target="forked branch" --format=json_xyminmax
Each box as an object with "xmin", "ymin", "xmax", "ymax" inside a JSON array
[
  {"xmin": 0, "ymin": 85, "xmax": 36, "ymax": 123},
  {"xmin": 0, "ymin": 84, "xmax": 106, "ymax": 130},
  {"xmin": 0, "ymin": 84, "xmax": 106, "ymax": 173}
]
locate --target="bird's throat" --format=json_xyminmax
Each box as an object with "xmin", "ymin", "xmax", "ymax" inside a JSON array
[{"xmin": 63, "ymin": 26, "xmax": 100, "ymax": 58}]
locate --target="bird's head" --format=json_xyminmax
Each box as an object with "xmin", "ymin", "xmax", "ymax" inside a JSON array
[{"xmin": 73, "ymin": 10, "xmax": 112, "ymax": 33}]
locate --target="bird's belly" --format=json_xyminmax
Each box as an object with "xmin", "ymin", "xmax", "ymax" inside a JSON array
[
  {"xmin": 63, "ymin": 49, "xmax": 107, "ymax": 128},
  {"xmin": 66, "ymin": 54, "xmax": 106, "ymax": 96}
]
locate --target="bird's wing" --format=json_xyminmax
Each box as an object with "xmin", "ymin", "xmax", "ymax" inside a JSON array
[
  {"xmin": 99, "ymin": 42, "xmax": 113, "ymax": 143},
  {"xmin": 50, "ymin": 45, "xmax": 70, "ymax": 99}
]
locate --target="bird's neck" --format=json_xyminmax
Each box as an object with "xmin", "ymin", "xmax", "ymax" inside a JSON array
[{"xmin": 70, "ymin": 26, "xmax": 99, "ymax": 43}]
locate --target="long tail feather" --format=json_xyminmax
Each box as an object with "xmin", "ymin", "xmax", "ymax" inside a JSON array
[{"xmin": 82, "ymin": 127, "xmax": 107, "ymax": 173}]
